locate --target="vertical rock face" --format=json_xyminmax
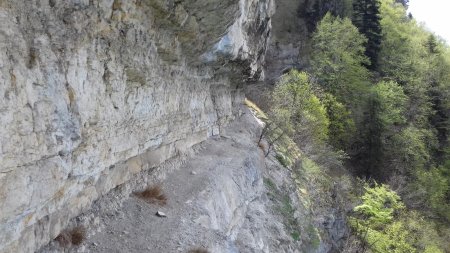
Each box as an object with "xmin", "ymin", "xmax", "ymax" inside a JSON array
[
  {"xmin": 264, "ymin": 0, "xmax": 309, "ymax": 83},
  {"xmin": 0, "ymin": 0, "xmax": 273, "ymax": 252}
]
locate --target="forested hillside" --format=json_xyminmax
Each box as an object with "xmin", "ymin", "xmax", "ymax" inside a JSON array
[{"xmin": 264, "ymin": 0, "xmax": 450, "ymax": 251}]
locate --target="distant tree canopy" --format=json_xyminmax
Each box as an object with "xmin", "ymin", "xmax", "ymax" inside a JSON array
[
  {"xmin": 311, "ymin": 13, "xmax": 370, "ymax": 98},
  {"xmin": 311, "ymin": 13, "xmax": 370, "ymax": 151},
  {"xmin": 268, "ymin": 0, "xmax": 450, "ymax": 250},
  {"xmin": 303, "ymin": 0, "xmax": 354, "ymax": 32},
  {"xmin": 309, "ymin": 0, "xmax": 450, "ymax": 250}
]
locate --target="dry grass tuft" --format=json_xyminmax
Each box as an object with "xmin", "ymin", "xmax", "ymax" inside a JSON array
[
  {"xmin": 55, "ymin": 226, "xmax": 86, "ymax": 247},
  {"xmin": 187, "ymin": 248, "xmax": 210, "ymax": 253},
  {"xmin": 135, "ymin": 185, "xmax": 167, "ymax": 206},
  {"xmin": 55, "ymin": 231, "xmax": 71, "ymax": 248},
  {"xmin": 70, "ymin": 226, "xmax": 86, "ymax": 245},
  {"xmin": 244, "ymin": 98, "xmax": 268, "ymax": 120}
]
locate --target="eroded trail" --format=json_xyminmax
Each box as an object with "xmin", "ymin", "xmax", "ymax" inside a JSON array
[
  {"xmin": 87, "ymin": 127, "xmax": 265, "ymax": 253},
  {"xmin": 42, "ymin": 108, "xmax": 303, "ymax": 253}
]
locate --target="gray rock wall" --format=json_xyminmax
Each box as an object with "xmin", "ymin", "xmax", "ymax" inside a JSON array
[
  {"xmin": 264, "ymin": 0, "xmax": 309, "ymax": 83},
  {"xmin": 0, "ymin": 0, "xmax": 273, "ymax": 252}
]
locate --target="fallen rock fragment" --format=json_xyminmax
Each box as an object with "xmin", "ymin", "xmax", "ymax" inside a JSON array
[{"xmin": 156, "ymin": 211, "xmax": 167, "ymax": 218}]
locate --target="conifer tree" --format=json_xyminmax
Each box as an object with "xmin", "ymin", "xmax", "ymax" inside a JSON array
[
  {"xmin": 352, "ymin": 0, "xmax": 383, "ymax": 69},
  {"xmin": 427, "ymin": 34, "xmax": 439, "ymax": 54}
]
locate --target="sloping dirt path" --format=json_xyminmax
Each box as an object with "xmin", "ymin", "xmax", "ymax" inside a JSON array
[{"xmin": 42, "ymin": 107, "xmax": 299, "ymax": 253}]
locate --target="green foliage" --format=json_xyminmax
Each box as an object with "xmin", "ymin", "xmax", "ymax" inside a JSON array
[
  {"xmin": 291, "ymin": 231, "xmax": 301, "ymax": 241},
  {"xmin": 270, "ymin": 3, "xmax": 450, "ymax": 251},
  {"xmin": 395, "ymin": 0, "xmax": 409, "ymax": 7},
  {"xmin": 352, "ymin": 0, "xmax": 383, "ymax": 68},
  {"xmin": 371, "ymin": 81, "xmax": 408, "ymax": 127},
  {"xmin": 304, "ymin": 0, "xmax": 354, "ymax": 32},
  {"xmin": 426, "ymin": 35, "xmax": 439, "ymax": 55},
  {"xmin": 361, "ymin": 81, "xmax": 409, "ymax": 177},
  {"xmin": 426, "ymin": 43, "xmax": 450, "ymax": 160},
  {"xmin": 306, "ymin": 224, "xmax": 321, "ymax": 249},
  {"xmin": 389, "ymin": 127, "xmax": 434, "ymax": 174},
  {"xmin": 364, "ymin": 221, "xmax": 416, "ymax": 253},
  {"xmin": 281, "ymin": 195, "xmax": 296, "ymax": 217},
  {"xmin": 351, "ymin": 185, "xmax": 446, "ymax": 252},
  {"xmin": 302, "ymin": 157, "xmax": 323, "ymax": 175},
  {"xmin": 378, "ymin": 0, "xmax": 426, "ymax": 86},
  {"xmin": 424, "ymin": 246, "xmax": 443, "ymax": 253},
  {"xmin": 300, "ymin": 157, "xmax": 333, "ymax": 192},
  {"xmin": 321, "ymin": 93, "xmax": 356, "ymax": 149},
  {"xmin": 268, "ymin": 107, "xmax": 295, "ymax": 138},
  {"xmin": 276, "ymin": 152, "xmax": 290, "ymax": 168},
  {"xmin": 263, "ymin": 178, "xmax": 277, "ymax": 192},
  {"xmin": 402, "ymin": 211, "xmax": 446, "ymax": 253},
  {"xmin": 311, "ymin": 12, "xmax": 372, "ymax": 155},
  {"xmin": 416, "ymin": 167, "xmax": 450, "ymax": 220},
  {"xmin": 378, "ymin": 0, "xmax": 433, "ymax": 126},
  {"xmin": 353, "ymin": 184, "xmax": 404, "ymax": 227},
  {"xmin": 311, "ymin": 13, "xmax": 370, "ymax": 101},
  {"xmin": 272, "ymin": 70, "xmax": 329, "ymax": 145}
]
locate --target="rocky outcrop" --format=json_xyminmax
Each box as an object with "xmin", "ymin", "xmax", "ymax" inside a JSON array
[
  {"xmin": 264, "ymin": 0, "xmax": 309, "ymax": 83},
  {"xmin": 0, "ymin": 0, "xmax": 274, "ymax": 252}
]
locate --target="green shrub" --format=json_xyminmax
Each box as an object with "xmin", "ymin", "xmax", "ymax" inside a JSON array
[
  {"xmin": 276, "ymin": 153, "xmax": 290, "ymax": 167},
  {"xmin": 272, "ymin": 70, "xmax": 329, "ymax": 145},
  {"xmin": 353, "ymin": 184, "xmax": 404, "ymax": 228},
  {"xmin": 350, "ymin": 184, "xmax": 446, "ymax": 252},
  {"xmin": 415, "ymin": 167, "xmax": 450, "ymax": 220},
  {"xmin": 263, "ymin": 178, "xmax": 277, "ymax": 192},
  {"xmin": 291, "ymin": 231, "xmax": 301, "ymax": 241}
]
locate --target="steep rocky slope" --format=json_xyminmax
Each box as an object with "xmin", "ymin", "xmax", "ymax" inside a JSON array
[{"xmin": 0, "ymin": 0, "xmax": 273, "ymax": 252}]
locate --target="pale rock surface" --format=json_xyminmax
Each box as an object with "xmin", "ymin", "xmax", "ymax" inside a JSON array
[
  {"xmin": 39, "ymin": 107, "xmax": 302, "ymax": 253},
  {"xmin": 0, "ymin": 0, "xmax": 274, "ymax": 252}
]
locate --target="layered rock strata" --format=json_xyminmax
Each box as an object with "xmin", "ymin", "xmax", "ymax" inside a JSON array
[{"xmin": 0, "ymin": 0, "xmax": 274, "ymax": 252}]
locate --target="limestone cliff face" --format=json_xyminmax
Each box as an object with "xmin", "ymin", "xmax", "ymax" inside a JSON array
[
  {"xmin": 264, "ymin": 0, "xmax": 309, "ymax": 83},
  {"xmin": 0, "ymin": 0, "xmax": 273, "ymax": 252}
]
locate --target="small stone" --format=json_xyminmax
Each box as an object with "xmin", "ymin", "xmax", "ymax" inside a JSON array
[
  {"xmin": 122, "ymin": 230, "xmax": 129, "ymax": 235},
  {"xmin": 191, "ymin": 171, "xmax": 197, "ymax": 175},
  {"xmin": 156, "ymin": 211, "xmax": 167, "ymax": 217}
]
